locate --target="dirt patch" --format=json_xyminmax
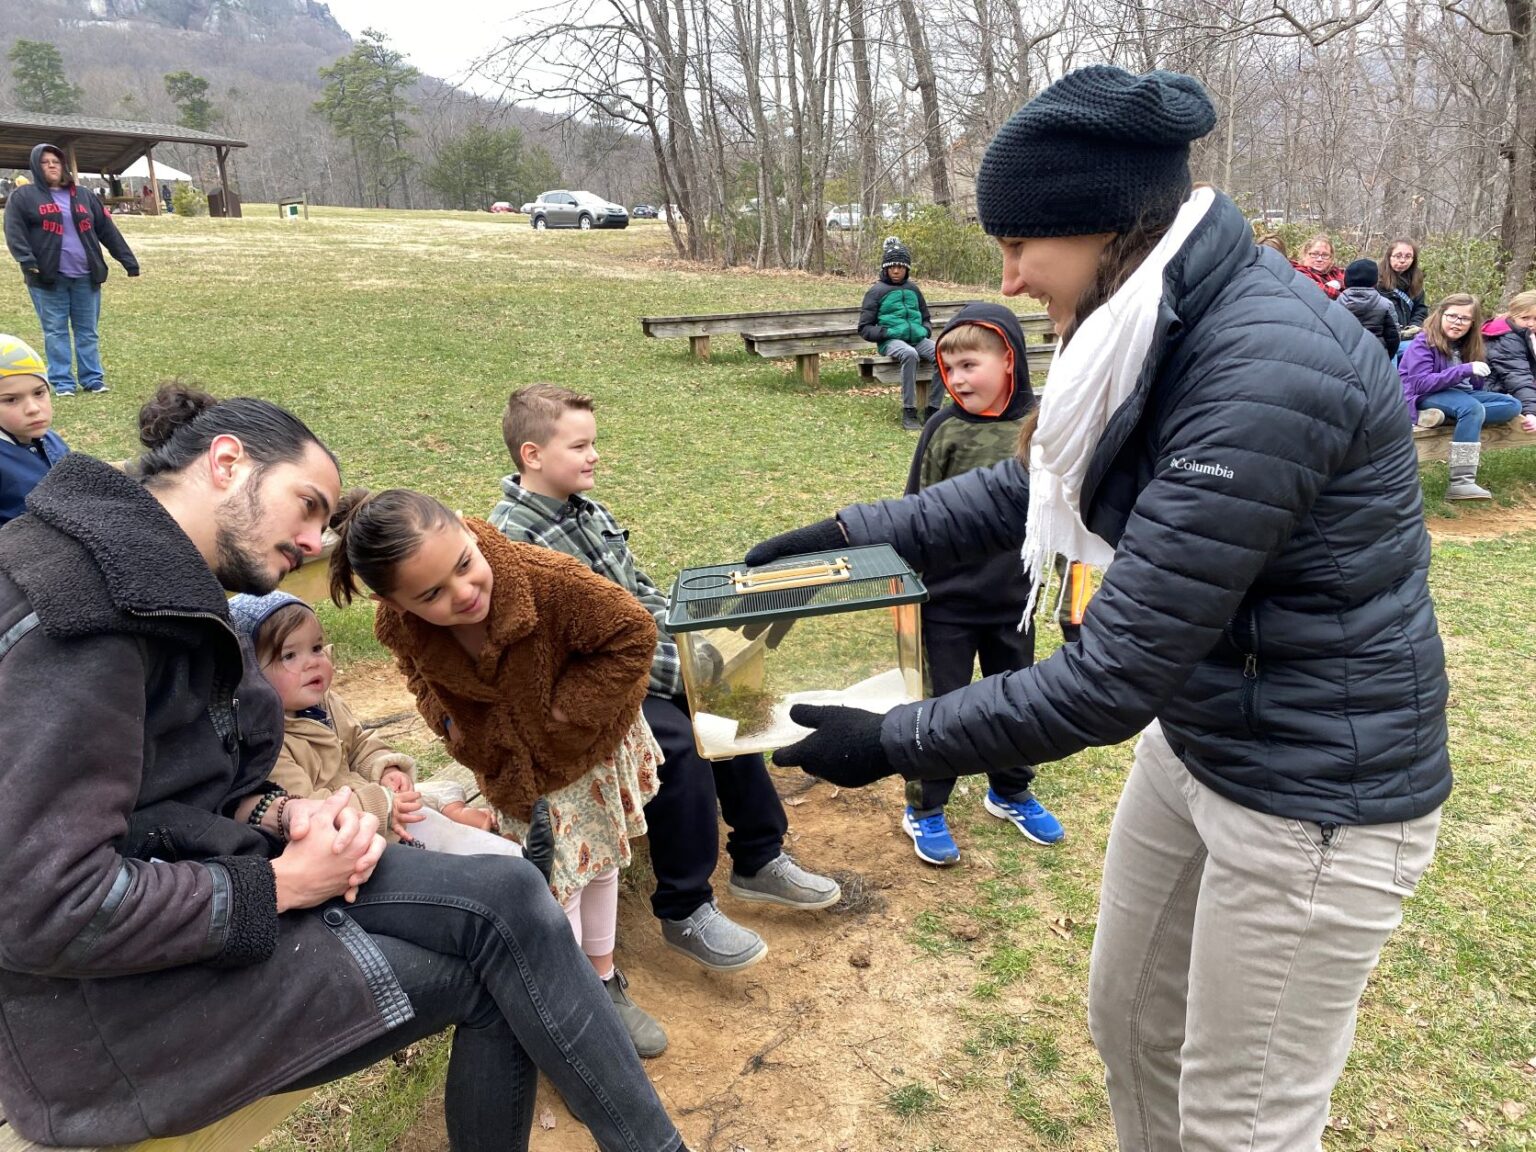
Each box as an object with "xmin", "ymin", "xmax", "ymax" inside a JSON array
[
  {"xmin": 1427, "ymin": 501, "xmax": 1536, "ymax": 542},
  {"xmin": 331, "ymin": 660, "xmax": 418, "ymax": 728},
  {"xmin": 389, "ymin": 770, "xmax": 1070, "ymax": 1152}
]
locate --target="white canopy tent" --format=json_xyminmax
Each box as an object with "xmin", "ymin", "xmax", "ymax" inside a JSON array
[{"xmin": 99, "ymin": 156, "xmax": 194, "ymax": 182}]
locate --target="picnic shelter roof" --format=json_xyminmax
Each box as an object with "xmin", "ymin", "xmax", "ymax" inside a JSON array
[{"xmin": 0, "ymin": 111, "xmax": 246, "ymax": 175}]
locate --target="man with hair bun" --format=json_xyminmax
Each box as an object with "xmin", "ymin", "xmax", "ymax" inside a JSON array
[{"xmin": 0, "ymin": 384, "xmax": 690, "ymax": 1152}]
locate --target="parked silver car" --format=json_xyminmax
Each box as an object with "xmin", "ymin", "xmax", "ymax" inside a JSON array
[{"xmin": 529, "ymin": 190, "xmax": 630, "ymax": 230}]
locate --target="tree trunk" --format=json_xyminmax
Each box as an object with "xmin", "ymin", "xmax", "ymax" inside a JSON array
[
  {"xmin": 641, "ymin": 0, "xmax": 707, "ymax": 259},
  {"xmin": 789, "ymin": 0, "xmax": 839, "ymax": 271},
  {"xmin": 846, "ymin": 0, "xmax": 879, "ymax": 223},
  {"xmin": 697, "ymin": 0, "xmax": 735, "ymax": 265},
  {"xmin": 1379, "ymin": 1, "xmax": 1420, "ymax": 231},
  {"xmin": 1503, "ymin": 0, "xmax": 1536, "ymax": 295},
  {"xmin": 897, "ymin": 0, "xmax": 951, "ymax": 205},
  {"xmin": 732, "ymin": 0, "xmax": 784, "ymax": 267},
  {"xmin": 782, "ymin": 0, "xmax": 806, "ymax": 263},
  {"xmin": 976, "ymin": 0, "xmax": 998, "ymax": 135},
  {"xmin": 1008, "ymin": 0, "xmax": 1032, "ymax": 107},
  {"xmin": 388, "ymin": 108, "xmax": 412, "ymax": 209}
]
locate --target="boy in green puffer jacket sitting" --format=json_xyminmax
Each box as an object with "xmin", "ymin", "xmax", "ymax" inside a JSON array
[{"xmin": 859, "ymin": 237, "xmax": 938, "ymax": 430}]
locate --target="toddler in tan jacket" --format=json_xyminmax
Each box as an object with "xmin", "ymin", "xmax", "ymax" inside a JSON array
[{"xmin": 229, "ymin": 591, "xmax": 524, "ymax": 856}]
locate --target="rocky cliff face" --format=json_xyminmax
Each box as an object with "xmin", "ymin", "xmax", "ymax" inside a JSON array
[{"xmin": 79, "ymin": 0, "xmax": 345, "ymax": 39}]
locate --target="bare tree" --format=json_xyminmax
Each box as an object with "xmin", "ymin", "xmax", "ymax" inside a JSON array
[{"xmin": 897, "ymin": 0, "xmax": 952, "ymax": 204}]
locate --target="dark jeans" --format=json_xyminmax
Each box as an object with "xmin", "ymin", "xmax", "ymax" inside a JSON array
[
  {"xmin": 641, "ymin": 694, "xmax": 788, "ymax": 921},
  {"xmin": 285, "ymin": 847, "xmax": 681, "ymax": 1152},
  {"xmin": 908, "ymin": 618, "xmax": 1036, "ymax": 813}
]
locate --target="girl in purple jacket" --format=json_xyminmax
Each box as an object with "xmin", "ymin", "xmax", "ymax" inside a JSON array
[{"xmin": 1398, "ymin": 292, "xmax": 1521, "ymax": 499}]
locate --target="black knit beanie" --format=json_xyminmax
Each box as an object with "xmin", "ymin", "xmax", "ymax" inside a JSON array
[
  {"xmin": 977, "ymin": 66, "xmax": 1217, "ymax": 238},
  {"xmin": 1345, "ymin": 258, "xmax": 1377, "ymax": 289},
  {"xmin": 880, "ymin": 236, "xmax": 912, "ymax": 271}
]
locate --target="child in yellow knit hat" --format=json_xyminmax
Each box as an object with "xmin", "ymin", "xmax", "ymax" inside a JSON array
[{"xmin": 0, "ymin": 334, "xmax": 66, "ymax": 527}]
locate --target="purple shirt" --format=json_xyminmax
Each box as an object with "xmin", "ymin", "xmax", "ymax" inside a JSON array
[
  {"xmin": 50, "ymin": 189, "xmax": 88, "ymax": 279},
  {"xmin": 1397, "ymin": 332, "xmax": 1476, "ymax": 416}
]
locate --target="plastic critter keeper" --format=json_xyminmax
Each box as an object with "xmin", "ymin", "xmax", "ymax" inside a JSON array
[{"xmin": 664, "ymin": 545, "xmax": 927, "ymax": 761}]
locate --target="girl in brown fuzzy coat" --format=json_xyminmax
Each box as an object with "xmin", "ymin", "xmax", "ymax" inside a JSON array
[{"xmin": 329, "ymin": 487, "xmax": 670, "ymax": 1058}]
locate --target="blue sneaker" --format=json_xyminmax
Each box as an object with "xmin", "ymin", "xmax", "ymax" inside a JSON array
[
  {"xmin": 902, "ymin": 806, "xmax": 961, "ymax": 865},
  {"xmin": 984, "ymin": 789, "xmax": 1064, "ymax": 845}
]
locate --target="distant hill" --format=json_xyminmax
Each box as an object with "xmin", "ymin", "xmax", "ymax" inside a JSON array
[{"xmin": 2, "ymin": 0, "xmax": 660, "ymax": 207}]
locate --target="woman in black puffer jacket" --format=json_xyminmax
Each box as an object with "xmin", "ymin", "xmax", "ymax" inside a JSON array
[{"xmin": 748, "ymin": 67, "xmax": 1447, "ymax": 1152}]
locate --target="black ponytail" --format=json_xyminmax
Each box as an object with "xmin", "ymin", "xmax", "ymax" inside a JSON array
[{"xmin": 329, "ymin": 487, "xmax": 458, "ymax": 606}]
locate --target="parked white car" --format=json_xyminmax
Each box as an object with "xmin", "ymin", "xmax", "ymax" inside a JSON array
[{"xmin": 826, "ymin": 204, "xmax": 862, "ymax": 231}]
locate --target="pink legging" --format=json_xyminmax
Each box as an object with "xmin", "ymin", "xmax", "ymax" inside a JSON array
[{"xmin": 562, "ymin": 868, "xmax": 619, "ymax": 959}]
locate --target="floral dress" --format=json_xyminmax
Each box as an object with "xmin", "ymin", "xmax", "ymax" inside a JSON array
[{"xmin": 495, "ymin": 712, "xmax": 661, "ymax": 905}]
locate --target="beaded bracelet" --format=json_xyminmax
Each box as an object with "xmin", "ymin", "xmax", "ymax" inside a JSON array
[
  {"xmin": 246, "ymin": 788, "xmax": 286, "ymax": 828},
  {"xmin": 271, "ymin": 796, "xmax": 291, "ymax": 843}
]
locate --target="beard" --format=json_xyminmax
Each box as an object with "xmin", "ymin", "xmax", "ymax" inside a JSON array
[{"xmin": 212, "ymin": 476, "xmax": 301, "ymax": 595}]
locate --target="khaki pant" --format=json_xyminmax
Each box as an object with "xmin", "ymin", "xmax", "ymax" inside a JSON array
[{"xmin": 1088, "ymin": 723, "xmax": 1440, "ymax": 1152}]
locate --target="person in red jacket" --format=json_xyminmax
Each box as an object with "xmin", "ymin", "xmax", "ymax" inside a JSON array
[{"xmin": 1292, "ymin": 232, "xmax": 1345, "ymax": 298}]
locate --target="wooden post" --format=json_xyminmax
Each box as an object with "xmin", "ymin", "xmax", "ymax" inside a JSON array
[
  {"xmin": 61, "ymin": 140, "xmax": 79, "ymax": 183},
  {"xmin": 215, "ymin": 146, "xmax": 236, "ymax": 218},
  {"xmin": 688, "ymin": 334, "xmax": 711, "ymax": 360},
  {"xmin": 145, "ymin": 147, "xmax": 161, "ymax": 216},
  {"xmin": 796, "ymin": 353, "xmax": 820, "ymax": 386}
]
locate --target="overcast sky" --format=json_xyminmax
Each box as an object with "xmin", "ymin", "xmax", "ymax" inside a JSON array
[{"xmin": 323, "ymin": 0, "xmax": 545, "ymax": 93}]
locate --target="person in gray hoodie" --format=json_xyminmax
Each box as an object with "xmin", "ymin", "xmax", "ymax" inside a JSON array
[
  {"xmin": 1338, "ymin": 257, "xmax": 1400, "ymax": 358},
  {"xmin": 2, "ymin": 143, "xmax": 139, "ymax": 395}
]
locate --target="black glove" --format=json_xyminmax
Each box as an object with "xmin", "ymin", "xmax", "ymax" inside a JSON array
[
  {"xmin": 741, "ymin": 618, "xmax": 795, "ymax": 649},
  {"xmin": 773, "ymin": 704, "xmax": 895, "ymax": 788},
  {"xmin": 744, "ymin": 517, "xmax": 846, "ymax": 567},
  {"xmin": 523, "ymin": 797, "xmax": 555, "ymax": 884}
]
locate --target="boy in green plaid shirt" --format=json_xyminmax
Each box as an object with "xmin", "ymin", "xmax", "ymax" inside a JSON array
[{"xmin": 489, "ymin": 385, "xmax": 841, "ymax": 972}]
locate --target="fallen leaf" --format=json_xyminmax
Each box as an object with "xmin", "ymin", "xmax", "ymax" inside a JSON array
[
  {"xmin": 783, "ymin": 794, "xmax": 807, "ymax": 807},
  {"xmin": 1501, "ymin": 1099, "xmax": 1528, "ymax": 1123},
  {"xmin": 538, "ymin": 1106, "xmax": 557, "ymax": 1131},
  {"xmin": 1047, "ymin": 915, "xmax": 1076, "ymax": 940},
  {"xmin": 1489, "ymin": 784, "xmax": 1504, "ymax": 795},
  {"xmin": 1328, "ymin": 1115, "xmax": 1350, "ymax": 1130}
]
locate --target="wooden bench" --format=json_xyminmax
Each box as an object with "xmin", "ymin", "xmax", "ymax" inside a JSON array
[
  {"xmin": 857, "ymin": 342, "xmax": 1056, "ymax": 385},
  {"xmin": 1412, "ymin": 420, "xmax": 1536, "ymax": 463},
  {"xmin": 640, "ymin": 301, "xmax": 981, "ymax": 360},
  {"xmin": 742, "ymin": 311, "xmax": 1055, "ymax": 385},
  {"xmin": 0, "ymin": 1091, "xmax": 313, "ymax": 1152}
]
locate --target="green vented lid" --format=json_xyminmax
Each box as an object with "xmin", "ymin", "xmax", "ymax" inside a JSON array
[{"xmin": 665, "ymin": 544, "xmax": 926, "ymax": 634}]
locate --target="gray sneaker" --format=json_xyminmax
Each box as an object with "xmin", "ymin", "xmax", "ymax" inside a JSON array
[
  {"xmin": 728, "ymin": 852, "xmax": 841, "ymax": 911},
  {"xmin": 661, "ymin": 901, "xmax": 768, "ymax": 972},
  {"xmin": 604, "ymin": 968, "xmax": 668, "ymax": 1058}
]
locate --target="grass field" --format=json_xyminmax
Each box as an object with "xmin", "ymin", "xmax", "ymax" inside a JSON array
[{"xmin": 6, "ymin": 207, "xmax": 1534, "ymax": 1151}]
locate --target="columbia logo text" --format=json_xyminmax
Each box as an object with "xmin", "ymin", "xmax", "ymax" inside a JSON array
[{"xmin": 1171, "ymin": 456, "xmax": 1233, "ymax": 479}]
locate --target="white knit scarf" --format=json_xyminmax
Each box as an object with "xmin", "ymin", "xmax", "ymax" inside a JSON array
[{"xmin": 1019, "ymin": 186, "xmax": 1217, "ymax": 622}]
